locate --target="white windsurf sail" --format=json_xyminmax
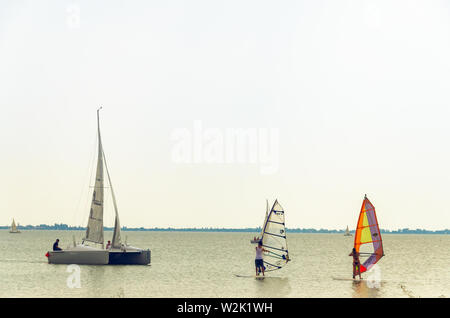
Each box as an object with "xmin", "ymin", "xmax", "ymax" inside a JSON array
[{"xmin": 260, "ymin": 200, "xmax": 290, "ymax": 271}]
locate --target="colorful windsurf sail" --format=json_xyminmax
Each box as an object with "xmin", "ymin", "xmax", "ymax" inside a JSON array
[
  {"xmin": 260, "ymin": 200, "xmax": 290, "ymax": 272},
  {"xmin": 354, "ymin": 195, "xmax": 383, "ymax": 273}
]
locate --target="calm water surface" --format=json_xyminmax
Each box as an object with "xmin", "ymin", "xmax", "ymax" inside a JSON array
[{"xmin": 0, "ymin": 230, "xmax": 448, "ymax": 298}]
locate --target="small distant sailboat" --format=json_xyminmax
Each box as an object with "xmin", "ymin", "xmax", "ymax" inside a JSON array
[
  {"xmin": 46, "ymin": 108, "xmax": 151, "ymax": 265},
  {"xmin": 344, "ymin": 225, "xmax": 352, "ymax": 236},
  {"xmin": 257, "ymin": 199, "xmax": 290, "ymax": 273},
  {"xmin": 9, "ymin": 219, "xmax": 20, "ymax": 233},
  {"xmin": 353, "ymin": 195, "xmax": 384, "ymax": 273}
]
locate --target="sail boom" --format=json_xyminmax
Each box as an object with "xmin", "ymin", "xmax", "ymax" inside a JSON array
[
  {"xmin": 262, "ymin": 245, "xmax": 288, "ymax": 253},
  {"xmin": 267, "ymin": 220, "xmax": 285, "ymax": 226},
  {"xmin": 263, "ymin": 232, "xmax": 286, "ymax": 239}
]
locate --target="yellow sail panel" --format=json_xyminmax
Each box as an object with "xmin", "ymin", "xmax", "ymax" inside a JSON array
[
  {"xmin": 360, "ymin": 226, "xmax": 372, "ymax": 244},
  {"xmin": 362, "ymin": 213, "xmax": 369, "ymax": 227}
]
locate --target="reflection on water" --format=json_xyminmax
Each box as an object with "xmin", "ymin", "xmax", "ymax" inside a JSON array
[
  {"xmin": 351, "ymin": 280, "xmax": 382, "ymax": 298},
  {"xmin": 254, "ymin": 277, "xmax": 291, "ymax": 298},
  {"xmin": 1, "ymin": 231, "xmax": 449, "ymax": 297},
  {"xmin": 85, "ymin": 266, "xmax": 107, "ymax": 297}
]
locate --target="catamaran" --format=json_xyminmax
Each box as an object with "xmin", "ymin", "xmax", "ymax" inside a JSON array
[
  {"xmin": 257, "ymin": 199, "xmax": 290, "ymax": 273},
  {"xmin": 46, "ymin": 108, "xmax": 151, "ymax": 265},
  {"xmin": 9, "ymin": 219, "xmax": 20, "ymax": 233},
  {"xmin": 353, "ymin": 195, "xmax": 384, "ymax": 273}
]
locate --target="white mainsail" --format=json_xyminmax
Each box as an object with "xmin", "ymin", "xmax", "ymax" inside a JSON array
[
  {"xmin": 84, "ymin": 108, "xmax": 105, "ymax": 246},
  {"xmin": 260, "ymin": 200, "xmax": 290, "ymax": 271}
]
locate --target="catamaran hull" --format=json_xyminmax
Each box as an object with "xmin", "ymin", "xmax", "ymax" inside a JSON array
[
  {"xmin": 108, "ymin": 249, "xmax": 151, "ymax": 265},
  {"xmin": 47, "ymin": 250, "xmax": 109, "ymax": 265}
]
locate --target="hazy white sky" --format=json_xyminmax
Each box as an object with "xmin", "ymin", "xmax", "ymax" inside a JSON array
[{"xmin": 1, "ymin": 0, "xmax": 450, "ymax": 230}]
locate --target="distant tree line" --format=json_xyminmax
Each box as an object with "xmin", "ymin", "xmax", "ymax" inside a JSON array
[{"xmin": 1, "ymin": 223, "xmax": 450, "ymax": 234}]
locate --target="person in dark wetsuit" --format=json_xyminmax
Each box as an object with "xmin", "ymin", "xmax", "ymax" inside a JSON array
[
  {"xmin": 349, "ymin": 247, "xmax": 361, "ymax": 279},
  {"xmin": 53, "ymin": 239, "xmax": 62, "ymax": 251}
]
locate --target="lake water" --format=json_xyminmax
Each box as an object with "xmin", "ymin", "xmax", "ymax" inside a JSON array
[{"xmin": 0, "ymin": 230, "xmax": 448, "ymax": 298}]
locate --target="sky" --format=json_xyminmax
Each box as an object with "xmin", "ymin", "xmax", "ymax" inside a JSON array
[{"xmin": 1, "ymin": 0, "xmax": 450, "ymax": 230}]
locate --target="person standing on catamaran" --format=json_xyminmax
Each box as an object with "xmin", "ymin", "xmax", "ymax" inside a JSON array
[
  {"xmin": 255, "ymin": 241, "xmax": 267, "ymax": 276},
  {"xmin": 349, "ymin": 247, "xmax": 361, "ymax": 279}
]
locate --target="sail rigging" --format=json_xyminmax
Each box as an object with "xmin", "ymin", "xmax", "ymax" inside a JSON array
[
  {"xmin": 260, "ymin": 200, "xmax": 290, "ymax": 272},
  {"xmin": 354, "ymin": 195, "xmax": 383, "ymax": 273}
]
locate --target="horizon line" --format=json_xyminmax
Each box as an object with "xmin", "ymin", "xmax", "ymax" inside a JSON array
[{"xmin": 2, "ymin": 224, "xmax": 450, "ymax": 234}]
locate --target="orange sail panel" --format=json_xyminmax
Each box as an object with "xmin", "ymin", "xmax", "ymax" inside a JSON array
[{"xmin": 354, "ymin": 196, "xmax": 383, "ymax": 273}]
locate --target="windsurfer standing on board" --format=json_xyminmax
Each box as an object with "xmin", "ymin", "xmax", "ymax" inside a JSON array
[
  {"xmin": 349, "ymin": 247, "xmax": 361, "ymax": 279},
  {"xmin": 255, "ymin": 241, "xmax": 267, "ymax": 276}
]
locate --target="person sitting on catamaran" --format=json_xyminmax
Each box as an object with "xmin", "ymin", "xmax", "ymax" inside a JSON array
[
  {"xmin": 349, "ymin": 248, "xmax": 361, "ymax": 279},
  {"xmin": 255, "ymin": 241, "xmax": 267, "ymax": 276},
  {"xmin": 53, "ymin": 239, "xmax": 62, "ymax": 251},
  {"xmin": 106, "ymin": 240, "xmax": 111, "ymax": 249}
]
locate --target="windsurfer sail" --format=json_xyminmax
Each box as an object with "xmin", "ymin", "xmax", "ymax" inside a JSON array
[
  {"xmin": 353, "ymin": 195, "xmax": 384, "ymax": 273},
  {"xmin": 259, "ymin": 200, "xmax": 290, "ymax": 272}
]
